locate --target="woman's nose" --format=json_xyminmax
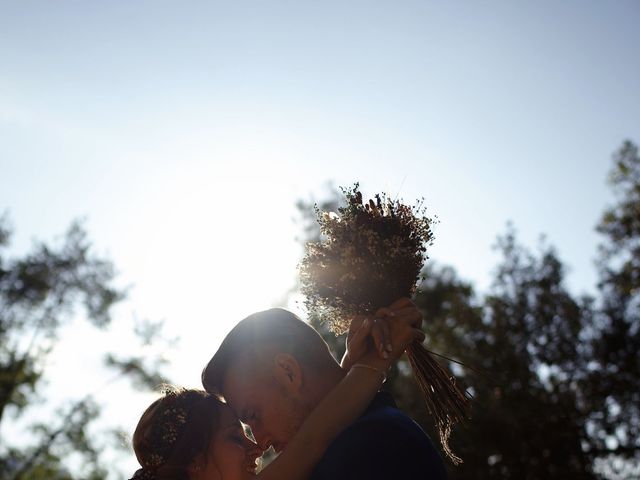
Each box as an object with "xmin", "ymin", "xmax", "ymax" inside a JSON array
[
  {"xmin": 252, "ymin": 429, "xmax": 272, "ymax": 451},
  {"xmin": 245, "ymin": 438, "xmax": 263, "ymax": 461}
]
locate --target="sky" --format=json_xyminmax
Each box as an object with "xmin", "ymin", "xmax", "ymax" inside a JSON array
[{"xmin": 1, "ymin": 0, "xmax": 639, "ymax": 476}]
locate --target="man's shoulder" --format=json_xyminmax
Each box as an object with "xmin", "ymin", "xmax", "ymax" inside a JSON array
[
  {"xmin": 347, "ymin": 403, "xmax": 429, "ymax": 443},
  {"xmin": 310, "ymin": 400, "xmax": 448, "ymax": 480}
]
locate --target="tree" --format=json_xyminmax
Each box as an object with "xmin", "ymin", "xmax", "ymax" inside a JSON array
[
  {"xmin": 293, "ymin": 183, "xmax": 348, "ymax": 359},
  {"xmin": 586, "ymin": 140, "xmax": 640, "ymax": 478},
  {"xmin": 293, "ymin": 140, "xmax": 640, "ymax": 479},
  {"xmin": 0, "ymin": 217, "xmax": 169, "ymax": 479},
  {"xmin": 416, "ymin": 234, "xmax": 595, "ymax": 478}
]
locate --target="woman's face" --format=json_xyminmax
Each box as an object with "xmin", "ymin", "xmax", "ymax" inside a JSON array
[{"xmin": 195, "ymin": 404, "xmax": 262, "ymax": 480}]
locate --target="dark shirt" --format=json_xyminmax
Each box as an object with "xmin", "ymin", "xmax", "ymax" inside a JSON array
[{"xmin": 310, "ymin": 391, "xmax": 448, "ymax": 480}]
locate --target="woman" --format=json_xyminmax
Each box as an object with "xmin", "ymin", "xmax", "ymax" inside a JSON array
[{"xmin": 131, "ymin": 307, "xmax": 424, "ymax": 480}]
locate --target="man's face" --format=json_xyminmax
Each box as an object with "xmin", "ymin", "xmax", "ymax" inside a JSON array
[{"xmin": 222, "ymin": 359, "xmax": 310, "ymax": 453}]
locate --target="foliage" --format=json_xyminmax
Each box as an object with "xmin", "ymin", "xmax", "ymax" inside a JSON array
[
  {"xmin": 587, "ymin": 140, "xmax": 640, "ymax": 478},
  {"xmin": 0, "ymin": 218, "xmax": 169, "ymax": 479},
  {"xmin": 294, "ymin": 140, "xmax": 640, "ymax": 479}
]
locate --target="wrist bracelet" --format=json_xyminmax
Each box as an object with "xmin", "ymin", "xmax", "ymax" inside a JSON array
[{"xmin": 351, "ymin": 363, "xmax": 387, "ymax": 383}]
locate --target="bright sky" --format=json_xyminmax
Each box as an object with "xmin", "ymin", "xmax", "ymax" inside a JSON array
[{"xmin": 1, "ymin": 1, "xmax": 639, "ymax": 477}]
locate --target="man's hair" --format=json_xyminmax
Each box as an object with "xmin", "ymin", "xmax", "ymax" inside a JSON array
[{"xmin": 201, "ymin": 308, "xmax": 337, "ymax": 395}]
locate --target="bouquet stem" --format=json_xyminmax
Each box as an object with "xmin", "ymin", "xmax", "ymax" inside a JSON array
[{"xmin": 406, "ymin": 343, "xmax": 470, "ymax": 465}]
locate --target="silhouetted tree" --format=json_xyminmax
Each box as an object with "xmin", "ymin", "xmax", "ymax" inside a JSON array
[
  {"xmin": 416, "ymin": 234, "xmax": 595, "ymax": 479},
  {"xmin": 0, "ymin": 217, "xmax": 169, "ymax": 479},
  {"xmin": 585, "ymin": 140, "xmax": 640, "ymax": 478},
  {"xmin": 293, "ymin": 140, "xmax": 640, "ymax": 479},
  {"xmin": 294, "ymin": 182, "xmax": 347, "ymax": 359}
]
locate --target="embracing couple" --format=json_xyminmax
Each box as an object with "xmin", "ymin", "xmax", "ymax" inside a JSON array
[{"xmin": 130, "ymin": 298, "xmax": 448, "ymax": 479}]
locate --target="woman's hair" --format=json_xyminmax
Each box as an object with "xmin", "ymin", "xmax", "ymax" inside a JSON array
[{"xmin": 131, "ymin": 385, "xmax": 224, "ymax": 480}]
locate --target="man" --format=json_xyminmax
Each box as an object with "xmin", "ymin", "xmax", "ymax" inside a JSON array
[{"xmin": 201, "ymin": 299, "xmax": 447, "ymax": 479}]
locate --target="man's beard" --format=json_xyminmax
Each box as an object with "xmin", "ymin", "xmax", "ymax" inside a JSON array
[{"xmin": 279, "ymin": 391, "xmax": 314, "ymax": 449}]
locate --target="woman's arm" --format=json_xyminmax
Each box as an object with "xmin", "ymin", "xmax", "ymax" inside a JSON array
[
  {"xmin": 257, "ymin": 352, "xmax": 388, "ymax": 480},
  {"xmin": 256, "ymin": 300, "xmax": 424, "ymax": 480}
]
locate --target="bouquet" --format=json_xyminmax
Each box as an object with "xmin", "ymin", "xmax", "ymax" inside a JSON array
[{"xmin": 299, "ymin": 184, "xmax": 469, "ymax": 464}]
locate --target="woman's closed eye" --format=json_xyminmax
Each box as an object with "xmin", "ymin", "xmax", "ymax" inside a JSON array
[{"xmin": 229, "ymin": 428, "xmax": 247, "ymax": 445}]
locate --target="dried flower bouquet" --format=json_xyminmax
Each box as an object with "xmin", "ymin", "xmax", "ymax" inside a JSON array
[{"xmin": 299, "ymin": 184, "xmax": 468, "ymax": 464}]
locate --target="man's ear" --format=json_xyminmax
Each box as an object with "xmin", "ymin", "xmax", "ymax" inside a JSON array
[{"xmin": 273, "ymin": 353, "xmax": 302, "ymax": 393}]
